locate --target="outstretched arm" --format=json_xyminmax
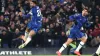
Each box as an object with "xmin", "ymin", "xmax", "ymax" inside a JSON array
[
  {"xmin": 84, "ymin": 21, "xmax": 93, "ymax": 28},
  {"xmin": 83, "ymin": 18, "xmax": 93, "ymax": 28},
  {"xmin": 19, "ymin": 9, "xmax": 33, "ymax": 19},
  {"xmin": 22, "ymin": 14, "xmax": 31, "ymax": 19}
]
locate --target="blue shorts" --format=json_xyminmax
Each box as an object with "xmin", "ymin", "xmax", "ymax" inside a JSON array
[
  {"xmin": 27, "ymin": 21, "xmax": 41, "ymax": 33},
  {"xmin": 68, "ymin": 28, "xmax": 85, "ymax": 39}
]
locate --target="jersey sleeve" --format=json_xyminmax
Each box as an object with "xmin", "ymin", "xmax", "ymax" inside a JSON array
[
  {"xmin": 85, "ymin": 22, "xmax": 91, "ymax": 28},
  {"xmin": 69, "ymin": 14, "xmax": 79, "ymax": 21},
  {"xmin": 22, "ymin": 9, "xmax": 33, "ymax": 19},
  {"xmin": 69, "ymin": 14, "xmax": 80, "ymax": 25},
  {"xmin": 28, "ymin": 9, "xmax": 33, "ymax": 16},
  {"xmin": 22, "ymin": 14, "xmax": 31, "ymax": 19},
  {"xmin": 84, "ymin": 18, "xmax": 92, "ymax": 28}
]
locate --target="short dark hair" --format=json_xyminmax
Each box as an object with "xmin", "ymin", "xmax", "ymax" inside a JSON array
[
  {"xmin": 83, "ymin": 8, "xmax": 89, "ymax": 12},
  {"xmin": 32, "ymin": 1, "xmax": 37, "ymax": 4}
]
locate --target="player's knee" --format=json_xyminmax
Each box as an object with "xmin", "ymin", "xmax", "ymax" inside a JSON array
[
  {"xmin": 81, "ymin": 36, "xmax": 87, "ymax": 43},
  {"xmin": 29, "ymin": 30, "xmax": 36, "ymax": 36},
  {"xmin": 65, "ymin": 42, "xmax": 71, "ymax": 45},
  {"xmin": 65, "ymin": 38, "xmax": 73, "ymax": 45}
]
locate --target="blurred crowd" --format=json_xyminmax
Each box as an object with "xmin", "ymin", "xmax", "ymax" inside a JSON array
[{"xmin": 0, "ymin": 0, "xmax": 100, "ymax": 48}]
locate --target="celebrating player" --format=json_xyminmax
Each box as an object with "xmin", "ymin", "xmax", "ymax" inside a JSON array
[
  {"xmin": 18, "ymin": 1, "xmax": 42, "ymax": 49},
  {"xmin": 56, "ymin": 8, "xmax": 90, "ymax": 56}
]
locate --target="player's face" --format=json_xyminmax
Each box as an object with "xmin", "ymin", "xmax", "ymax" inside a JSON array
[
  {"xmin": 82, "ymin": 9, "xmax": 88, "ymax": 16},
  {"xmin": 30, "ymin": 2, "xmax": 35, "ymax": 7}
]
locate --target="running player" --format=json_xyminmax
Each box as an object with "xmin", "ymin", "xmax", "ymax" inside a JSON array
[
  {"xmin": 56, "ymin": 8, "xmax": 89, "ymax": 56},
  {"xmin": 18, "ymin": 1, "xmax": 42, "ymax": 49}
]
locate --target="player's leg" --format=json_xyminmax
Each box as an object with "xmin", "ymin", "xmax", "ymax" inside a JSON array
[
  {"xmin": 24, "ymin": 30, "xmax": 35, "ymax": 45},
  {"xmin": 95, "ymin": 45, "xmax": 100, "ymax": 55},
  {"xmin": 74, "ymin": 36, "xmax": 87, "ymax": 56},
  {"xmin": 93, "ymin": 53, "xmax": 99, "ymax": 56},
  {"xmin": 56, "ymin": 28, "xmax": 75, "ymax": 56},
  {"xmin": 93, "ymin": 45, "xmax": 100, "ymax": 56},
  {"xmin": 18, "ymin": 30, "xmax": 36, "ymax": 49},
  {"xmin": 74, "ymin": 32, "xmax": 87, "ymax": 56},
  {"xmin": 25, "ymin": 28, "xmax": 30, "ymax": 39},
  {"xmin": 20, "ymin": 28, "xmax": 30, "ymax": 42},
  {"xmin": 20, "ymin": 21, "xmax": 31, "ymax": 42},
  {"xmin": 56, "ymin": 38, "xmax": 73, "ymax": 56}
]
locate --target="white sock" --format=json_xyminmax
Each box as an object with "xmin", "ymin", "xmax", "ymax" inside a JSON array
[
  {"xmin": 25, "ymin": 31, "xmax": 29, "ymax": 39},
  {"xmin": 24, "ymin": 36, "xmax": 32, "ymax": 45},
  {"xmin": 96, "ymin": 45, "xmax": 100, "ymax": 55},
  {"xmin": 59, "ymin": 43, "xmax": 67, "ymax": 53},
  {"xmin": 75, "ymin": 41, "xmax": 84, "ymax": 52}
]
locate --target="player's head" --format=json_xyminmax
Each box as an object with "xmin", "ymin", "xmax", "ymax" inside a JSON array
[
  {"xmin": 30, "ymin": 1, "xmax": 37, "ymax": 7},
  {"xmin": 82, "ymin": 8, "xmax": 89, "ymax": 16}
]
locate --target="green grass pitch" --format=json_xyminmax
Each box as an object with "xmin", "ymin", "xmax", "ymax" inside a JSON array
[
  {"xmin": 2, "ymin": 55, "xmax": 92, "ymax": 56},
  {"xmin": 26, "ymin": 55, "xmax": 92, "ymax": 56},
  {"xmin": 33, "ymin": 55, "xmax": 92, "ymax": 56}
]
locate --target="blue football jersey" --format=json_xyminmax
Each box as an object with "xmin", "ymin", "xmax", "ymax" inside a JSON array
[
  {"xmin": 23, "ymin": 6, "xmax": 42, "ymax": 27},
  {"xmin": 69, "ymin": 13, "xmax": 88, "ymax": 30},
  {"xmin": 28, "ymin": 6, "xmax": 42, "ymax": 22}
]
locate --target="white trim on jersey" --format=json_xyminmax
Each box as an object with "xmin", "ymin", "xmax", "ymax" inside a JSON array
[{"xmin": 28, "ymin": 9, "xmax": 33, "ymax": 16}]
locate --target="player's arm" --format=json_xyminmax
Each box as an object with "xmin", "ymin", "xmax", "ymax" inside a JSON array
[
  {"xmin": 84, "ymin": 22, "xmax": 91, "ymax": 27},
  {"xmin": 19, "ymin": 9, "xmax": 33, "ymax": 19},
  {"xmin": 22, "ymin": 14, "xmax": 31, "ymax": 18},
  {"xmin": 84, "ymin": 18, "xmax": 93, "ymax": 28},
  {"xmin": 69, "ymin": 14, "xmax": 78, "ymax": 21},
  {"xmin": 69, "ymin": 13, "xmax": 79, "ymax": 25},
  {"xmin": 66, "ymin": 14, "xmax": 77, "ymax": 36}
]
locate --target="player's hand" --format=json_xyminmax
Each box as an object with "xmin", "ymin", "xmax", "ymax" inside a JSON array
[{"xmin": 19, "ymin": 12, "xmax": 23, "ymax": 16}]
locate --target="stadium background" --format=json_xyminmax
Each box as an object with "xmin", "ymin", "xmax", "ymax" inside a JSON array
[{"xmin": 0, "ymin": 0, "xmax": 100, "ymax": 55}]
